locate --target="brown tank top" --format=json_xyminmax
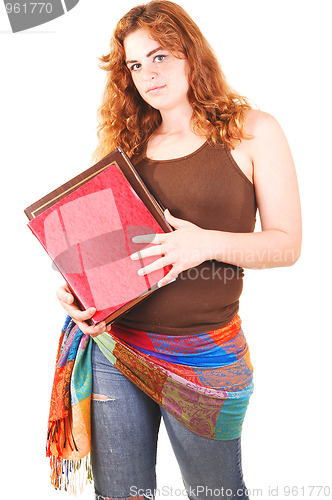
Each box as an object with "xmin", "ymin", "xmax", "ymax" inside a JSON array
[{"xmin": 117, "ymin": 141, "xmax": 257, "ymax": 335}]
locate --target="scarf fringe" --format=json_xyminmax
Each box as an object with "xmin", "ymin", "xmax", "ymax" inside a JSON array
[
  {"xmin": 46, "ymin": 418, "xmax": 77, "ymax": 456},
  {"xmin": 46, "ymin": 417, "xmax": 93, "ymax": 492},
  {"xmin": 48, "ymin": 453, "xmax": 93, "ymax": 493}
]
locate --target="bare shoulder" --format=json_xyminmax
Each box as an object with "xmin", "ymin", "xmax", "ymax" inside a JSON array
[
  {"xmin": 244, "ymin": 109, "xmax": 287, "ymax": 146},
  {"xmin": 245, "ymin": 108, "xmax": 274, "ymax": 125},
  {"xmin": 228, "ymin": 110, "xmax": 280, "ymax": 183},
  {"xmin": 244, "ymin": 109, "xmax": 298, "ymax": 207}
]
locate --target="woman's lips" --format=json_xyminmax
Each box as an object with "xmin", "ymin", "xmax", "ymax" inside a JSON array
[{"xmin": 146, "ymin": 85, "xmax": 166, "ymax": 95}]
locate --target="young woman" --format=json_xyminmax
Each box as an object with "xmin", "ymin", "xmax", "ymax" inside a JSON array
[{"xmin": 56, "ymin": 1, "xmax": 302, "ymax": 499}]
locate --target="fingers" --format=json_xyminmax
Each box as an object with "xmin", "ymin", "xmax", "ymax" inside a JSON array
[
  {"xmin": 136, "ymin": 255, "xmax": 175, "ymax": 277},
  {"xmin": 132, "ymin": 233, "xmax": 164, "ymax": 245},
  {"xmin": 68, "ymin": 305, "xmax": 97, "ymax": 323},
  {"xmin": 158, "ymin": 271, "xmax": 179, "ymax": 288},
  {"xmin": 164, "ymin": 208, "xmax": 188, "ymax": 228},
  {"xmin": 56, "ymin": 283, "xmax": 109, "ymax": 337},
  {"xmin": 56, "ymin": 283, "xmax": 74, "ymax": 305},
  {"xmin": 56, "ymin": 284, "xmax": 84, "ymax": 319},
  {"xmin": 130, "ymin": 245, "xmax": 164, "ymax": 261},
  {"xmin": 75, "ymin": 319, "xmax": 109, "ymax": 338}
]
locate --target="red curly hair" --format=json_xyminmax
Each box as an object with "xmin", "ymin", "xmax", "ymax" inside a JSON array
[{"xmin": 92, "ymin": 0, "xmax": 253, "ymax": 163}]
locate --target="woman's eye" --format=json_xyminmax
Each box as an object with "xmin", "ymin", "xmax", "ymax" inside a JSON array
[
  {"xmin": 154, "ymin": 54, "xmax": 166, "ymax": 63},
  {"xmin": 130, "ymin": 63, "xmax": 141, "ymax": 72}
]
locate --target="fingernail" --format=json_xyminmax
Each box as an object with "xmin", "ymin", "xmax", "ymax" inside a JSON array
[
  {"xmin": 158, "ymin": 276, "xmax": 177, "ymax": 288},
  {"xmin": 89, "ymin": 307, "xmax": 96, "ymax": 314}
]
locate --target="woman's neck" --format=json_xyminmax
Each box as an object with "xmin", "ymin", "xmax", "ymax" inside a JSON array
[
  {"xmin": 145, "ymin": 101, "xmax": 207, "ymax": 161},
  {"xmin": 158, "ymin": 101, "xmax": 193, "ymax": 137}
]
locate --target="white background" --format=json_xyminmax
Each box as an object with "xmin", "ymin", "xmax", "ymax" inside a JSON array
[{"xmin": 0, "ymin": 0, "xmax": 331, "ymax": 498}]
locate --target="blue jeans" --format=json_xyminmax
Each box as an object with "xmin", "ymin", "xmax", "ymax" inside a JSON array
[{"xmin": 91, "ymin": 341, "xmax": 250, "ymax": 500}]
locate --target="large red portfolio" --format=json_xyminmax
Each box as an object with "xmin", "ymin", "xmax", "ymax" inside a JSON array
[{"xmin": 24, "ymin": 147, "xmax": 173, "ymax": 325}]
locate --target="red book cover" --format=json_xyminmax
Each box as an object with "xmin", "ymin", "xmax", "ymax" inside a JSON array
[{"xmin": 24, "ymin": 147, "xmax": 173, "ymax": 325}]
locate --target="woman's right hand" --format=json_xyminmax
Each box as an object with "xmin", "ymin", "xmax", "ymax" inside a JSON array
[{"xmin": 56, "ymin": 283, "xmax": 109, "ymax": 337}]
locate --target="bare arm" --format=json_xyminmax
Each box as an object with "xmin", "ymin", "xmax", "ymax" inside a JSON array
[{"xmin": 204, "ymin": 111, "xmax": 302, "ymax": 268}]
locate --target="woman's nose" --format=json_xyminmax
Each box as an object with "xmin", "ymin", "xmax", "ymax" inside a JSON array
[{"xmin": 142, "ymin": 65, "xmax": 158, "ymax": 81}]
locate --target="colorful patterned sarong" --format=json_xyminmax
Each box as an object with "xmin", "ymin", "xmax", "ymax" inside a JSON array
[{"xmin": 46, "ymin": 314, "xmax": 253, "ymax": 493}]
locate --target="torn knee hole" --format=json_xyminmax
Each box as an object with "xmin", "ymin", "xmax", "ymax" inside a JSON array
[{"xmin": 91, "ymin": 393, "xmax": 115, "ymax": 401}]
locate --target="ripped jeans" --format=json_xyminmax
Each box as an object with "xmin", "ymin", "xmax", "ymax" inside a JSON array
[{"xmin": 91, "ymin": 341, "xmax": 250, "ymax": 500}]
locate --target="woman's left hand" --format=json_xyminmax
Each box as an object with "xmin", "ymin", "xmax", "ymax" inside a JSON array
[{"xmin": 130, "ymin": 209, "xmax": 211, "ymax": 287}]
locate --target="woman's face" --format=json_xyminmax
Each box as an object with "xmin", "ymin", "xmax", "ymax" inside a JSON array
[{"xmin": 123, "ymin": 29, "xmax": 190, "ymax": 112}]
